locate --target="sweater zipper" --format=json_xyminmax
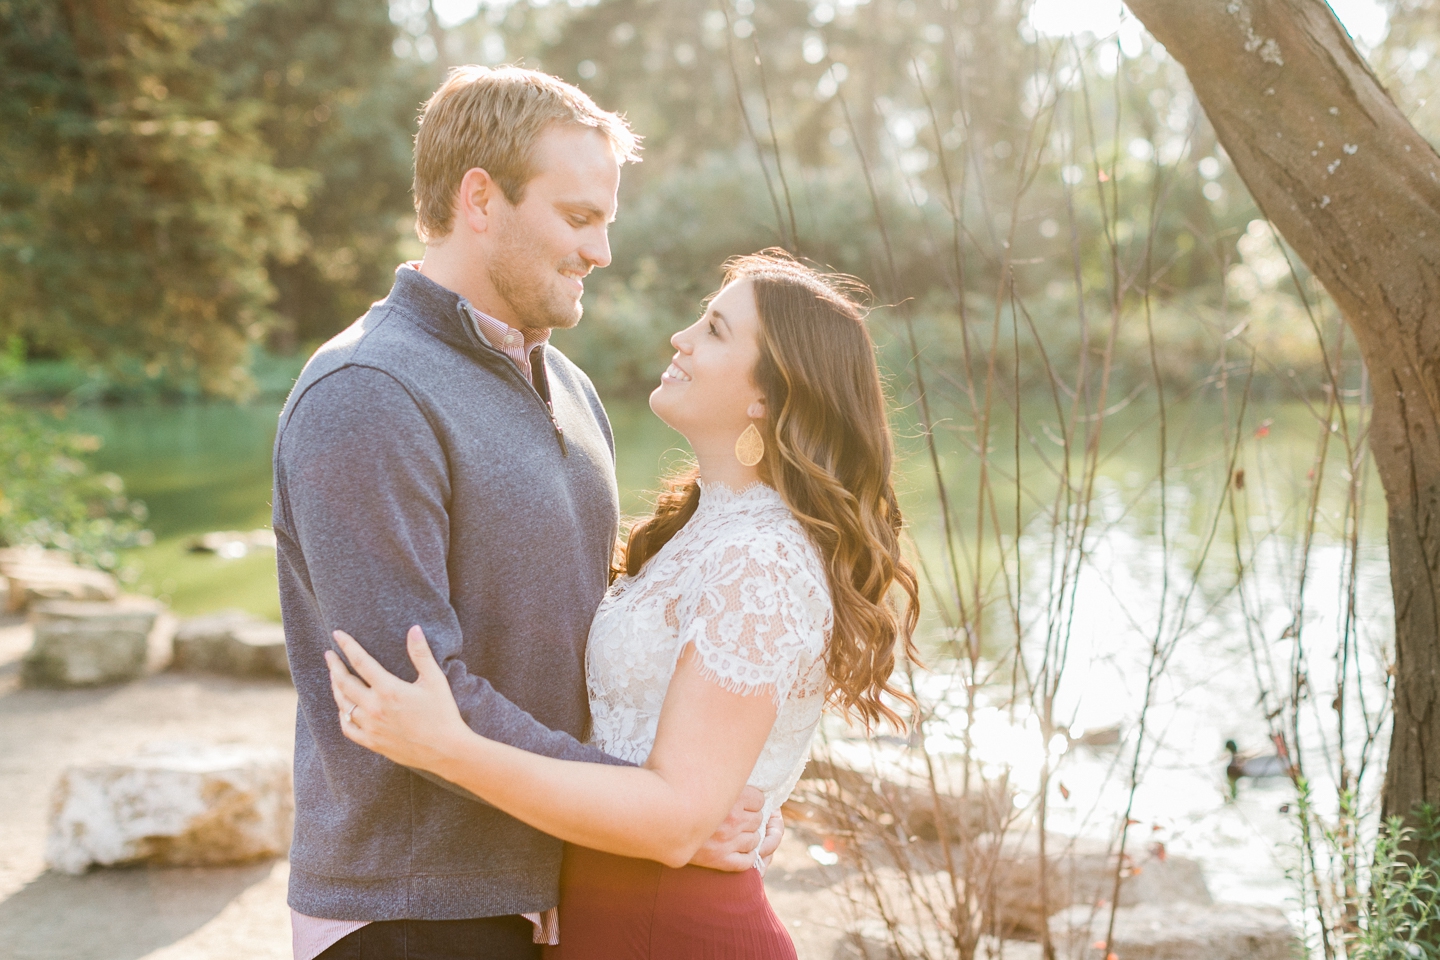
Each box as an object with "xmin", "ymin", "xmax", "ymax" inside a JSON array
[
  {"xmin": 459, "ymin": 303, "xmax": 568, "ymax": 458},
  {"xmin": 546, "ymin": 400, "xmax": 568, "ymax": 457}
]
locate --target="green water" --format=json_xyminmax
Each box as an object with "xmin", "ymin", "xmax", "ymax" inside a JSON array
[{"xmin": 68, "ymin": 393, "xmax": 1385, "ymax": 626}]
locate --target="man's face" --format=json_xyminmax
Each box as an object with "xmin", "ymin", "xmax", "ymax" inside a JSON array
[{"xmin": 483, "ymin": 126, "xmax": 621, "ymax": 333}]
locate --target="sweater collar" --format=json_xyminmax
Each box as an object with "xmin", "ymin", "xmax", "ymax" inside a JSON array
[{"xmin": 382, "ymin": 262, "xmax": 490, "ymax": 357}]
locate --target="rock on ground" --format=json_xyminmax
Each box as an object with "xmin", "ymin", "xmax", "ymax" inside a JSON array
[
  {"xmin": 1050, "ymin": 902, "xmax": 1296, "ymax": 960},
  {"xmin": 789, "ymin": 757, "xmax": 1013, "ymax": 841},
  {"xmin": 985, "ymin": 834, "xmax": 1212, "ymax": 938},
  {"xmin": 836, "ymin": 920, "xmax": 1044, "ymax": 960},
  {"xmin": 45, "ymin": 742, "xmax": 292, "ymax": 875},
  {"xmin": 22, "ymin": 597, "xmax": 169, "ymax": 687},
  {"xmin": 0, "ymin": 548, "xmax": 118, "ymax": 614},
  {"xmin": 174, "ymin": 611, "xmax": 289, "ymax": 679}
]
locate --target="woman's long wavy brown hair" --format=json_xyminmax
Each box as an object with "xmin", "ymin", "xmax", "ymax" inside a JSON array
[{"xmin": 619, "ymin": 250, "xmax": 921, "ymax": 730}]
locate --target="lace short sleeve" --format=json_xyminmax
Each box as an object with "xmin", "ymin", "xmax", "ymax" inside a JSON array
[{"xmin": 678, "ymin": 531, "xmax": 832, "ymax": 705}]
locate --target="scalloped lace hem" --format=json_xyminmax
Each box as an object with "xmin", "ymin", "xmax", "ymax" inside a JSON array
[{"xmin": 690, "ymin": 657, "xmax": 784, "ymax": 708}]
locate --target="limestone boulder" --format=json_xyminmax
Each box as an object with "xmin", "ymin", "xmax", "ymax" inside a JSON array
[
  {"xmin": 984, "ymin": 836, "xmax": 1212, "ymax": 939},
  {"xmin": 23, "ymin": 597, "xmax": 169, "ymax": 687},
  {"xmin": 790, "ymin": 758, "xmax": 1012, "ymax": 840},
  {"xmin": 1050, "ymin": 902, "xmax": 1296, "ymax": 960},
  {"xmin": 173, "ymin": 610, "xmax": 289, "ymax": 679},
  {"xmin": 46, "ymin": 742, "xmax": 293, "ymax": 874},
  {"xmin": 0, "ymin": 547, "xmax": 118, "ymax": 613},
  {"xmin": 836, "ymin": 921, "xmax": 1043, "ymax": 960},
  {"xmin": 0, "ymin": 545, "xmax": 74, "ymax": 571}
]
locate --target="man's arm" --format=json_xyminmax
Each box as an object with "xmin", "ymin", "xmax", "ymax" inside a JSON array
[{"xmin": 329, "ymin": 632, "xmax": 777, "ymax": 868}]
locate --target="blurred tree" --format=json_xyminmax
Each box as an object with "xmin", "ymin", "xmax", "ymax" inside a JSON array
[
  {"xmin": 210, "ymin": 0, "xmax": 434, "ymax": 348},
  {"xmin": 0, "ymin": 0, "xmax": 309, "ymax": 395},
  {"xmin": 0, "ymin": 0, "xmax": 430, "ymax": 390}
]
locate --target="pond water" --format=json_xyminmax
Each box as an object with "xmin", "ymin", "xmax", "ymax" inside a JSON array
[{"xmin": 68, "ymin": 392, "xmax": 1393, "ymax": 935}]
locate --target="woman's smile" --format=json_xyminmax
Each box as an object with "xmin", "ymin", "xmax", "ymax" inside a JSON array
[{"xmin": 648, "ymin": 279, "xmax": 763, "ymax": 456}]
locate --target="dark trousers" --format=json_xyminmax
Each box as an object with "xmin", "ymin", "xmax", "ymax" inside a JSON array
[{"xmin": 316, "ymin": 915, "xmax": 540, "ymax": 960}]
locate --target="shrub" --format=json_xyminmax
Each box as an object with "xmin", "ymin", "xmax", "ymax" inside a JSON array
[{"xmin": 0, "ymin": 400, "xmax": 151, "ymax": 572}]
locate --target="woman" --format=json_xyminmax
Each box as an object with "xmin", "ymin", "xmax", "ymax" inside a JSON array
[{"xmin": 326, "ymin": 250, "xmax": 920, "ymax": 958}]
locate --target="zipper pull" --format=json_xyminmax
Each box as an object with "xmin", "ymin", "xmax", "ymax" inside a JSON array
[{"xmin": 547, "ymin": 401, "xmax": 568, "ymax": 457}]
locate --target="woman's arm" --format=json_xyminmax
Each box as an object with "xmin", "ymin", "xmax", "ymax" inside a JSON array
[{"xmin": 328, "ymin": 627, "xmax": 777, "ymax": 869}]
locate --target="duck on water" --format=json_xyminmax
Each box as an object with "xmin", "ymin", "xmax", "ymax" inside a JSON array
[{"xmin": 1225, "ymin": 735, "xmax": 1294, "ymax": 799}]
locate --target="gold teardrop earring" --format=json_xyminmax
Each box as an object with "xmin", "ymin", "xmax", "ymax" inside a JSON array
[{"xmin": 735, "ymin": 422, "xmax": 765, "ymax": 467}]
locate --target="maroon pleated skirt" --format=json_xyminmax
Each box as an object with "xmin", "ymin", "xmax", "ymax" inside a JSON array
[{"xmin": 544, "ymin": 844, "xmax": 797, "ymax": 960}]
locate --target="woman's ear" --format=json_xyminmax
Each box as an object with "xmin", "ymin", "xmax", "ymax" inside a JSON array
[{"xmin": 746, "ymin": 398, "xmax": 766, "ymax": 420}]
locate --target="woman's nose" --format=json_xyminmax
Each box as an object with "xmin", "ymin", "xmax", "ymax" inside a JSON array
[{"xmin": 670, "ymin": 329, "xmax": 690, "ymax": 352}]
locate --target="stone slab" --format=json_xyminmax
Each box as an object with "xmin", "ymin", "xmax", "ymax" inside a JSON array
[
  {"xmin": 837, "ymin": 919, "xmax": 1044, "ymax": 959},
  {"xmin": 23, "ymin": 597, "xmax": 166, "ymax": 687},
  {"xmin": 984, "ymin": 835, "xmax": 1212, "ymax": 939},
  {"xmin": 174, "ymin": 611, "xmax": 289, "ymax": 679},
  {"xmin": 1050, "ymin": 901, "xmax": 1296, "ymax": 960},
  {"xmin": 46, "ymin": 742, "xmax": 293, "ymax": 875},
  {"xmin": 2, "ymin": 557, "xmax": 118, "ymax": 613},
  {"xmin": 792, "ymin": 757, "xmax": 1012, "ymax": 840},
  {"xmin": 0, "ymin": 546, "xmax": 73, "ymax": 568}
]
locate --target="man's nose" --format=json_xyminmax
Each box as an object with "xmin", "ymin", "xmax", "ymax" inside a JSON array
[{"xmin": 580, "ymin": 225, "xmax": 612, "ymax": 270}]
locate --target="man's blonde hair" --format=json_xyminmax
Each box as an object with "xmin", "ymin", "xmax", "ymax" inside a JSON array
[{"xmin": 412, "ymin": 65, "xmax": 640, "ymax": 243}]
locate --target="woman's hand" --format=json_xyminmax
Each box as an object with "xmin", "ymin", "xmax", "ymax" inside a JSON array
[{"xmin": 326, "ymin": 625, "xmax": 470, "ymax": 775}]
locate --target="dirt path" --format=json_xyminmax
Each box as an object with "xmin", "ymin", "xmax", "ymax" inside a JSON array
[{"xmin": 0, "ymin": 616, "xmax": 867, "ymax": 960}]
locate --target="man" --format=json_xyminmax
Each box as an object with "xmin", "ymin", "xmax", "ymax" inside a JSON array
[{"xmin": 273, "ymin": 66, "xmax": 778, "ymax": 960}]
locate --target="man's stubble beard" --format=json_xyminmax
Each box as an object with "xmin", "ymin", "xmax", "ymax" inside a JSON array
[{"xmin": 487, "ymin": 237, "xmax": 584, "ymax": 335}]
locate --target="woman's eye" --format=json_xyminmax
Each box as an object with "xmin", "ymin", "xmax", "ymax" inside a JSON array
[{"xmin": 707, "ymin": 322, "xmax": 718, "ymax": 337}]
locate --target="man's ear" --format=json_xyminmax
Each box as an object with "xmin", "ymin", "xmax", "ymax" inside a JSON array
[{"xmin": 456, "ymin": 167, "xmax": 501, "ymax": 235}]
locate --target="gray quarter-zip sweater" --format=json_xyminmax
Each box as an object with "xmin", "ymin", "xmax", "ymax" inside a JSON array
[{"xmin": 274, "ymin": 264, "xmax": 623, "ymax": 922}]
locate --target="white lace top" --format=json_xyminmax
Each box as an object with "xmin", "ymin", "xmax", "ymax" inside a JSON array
[{"xmin": 585, "ymin": 481, "xmax": 834, "ymax": 843}]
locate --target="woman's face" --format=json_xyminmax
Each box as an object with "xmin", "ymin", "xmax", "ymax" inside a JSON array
[{"xmin": 649, "ymin": 278, "xmax": 765, "ymax": 453}]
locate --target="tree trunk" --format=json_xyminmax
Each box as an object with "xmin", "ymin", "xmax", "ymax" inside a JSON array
[{"xmin": 1120, "ymin": 0, "xmax": 1440, "ymax": 834}]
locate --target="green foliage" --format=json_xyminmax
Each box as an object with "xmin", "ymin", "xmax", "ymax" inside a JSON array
[
  {"xmin": 0, "ymin": 0, "xmax": 426, "ymax": 390},
  {"xmin": 1293, "ymin": 777, "xmax": 1440, "ymax": 960},
  {"xmin": 1351, "ymin": 808, "xmax": 1440, "ymax": 960},
  {"xmin": 0, "ymin": 0, "xmax": 310, "ymax": 396},
  {"xmin": 208, "ymin": 0, "xmax": 435, "ymax": 347},
  {"xmin": 3, "ymin": 0, "xmax": 1433, "ymax": 398},
  {"xmin": 0, "ymin": 400, "xmax": 150, "ymax": 571},
  {"xmin": 5, "ymin": 0, "xmax": 1401, "ymax": 400}
]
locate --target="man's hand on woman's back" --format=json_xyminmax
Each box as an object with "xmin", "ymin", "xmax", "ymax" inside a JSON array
[{"xmin": 688, "ymin": 785, "xmax": 785, "ymax": 873}]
